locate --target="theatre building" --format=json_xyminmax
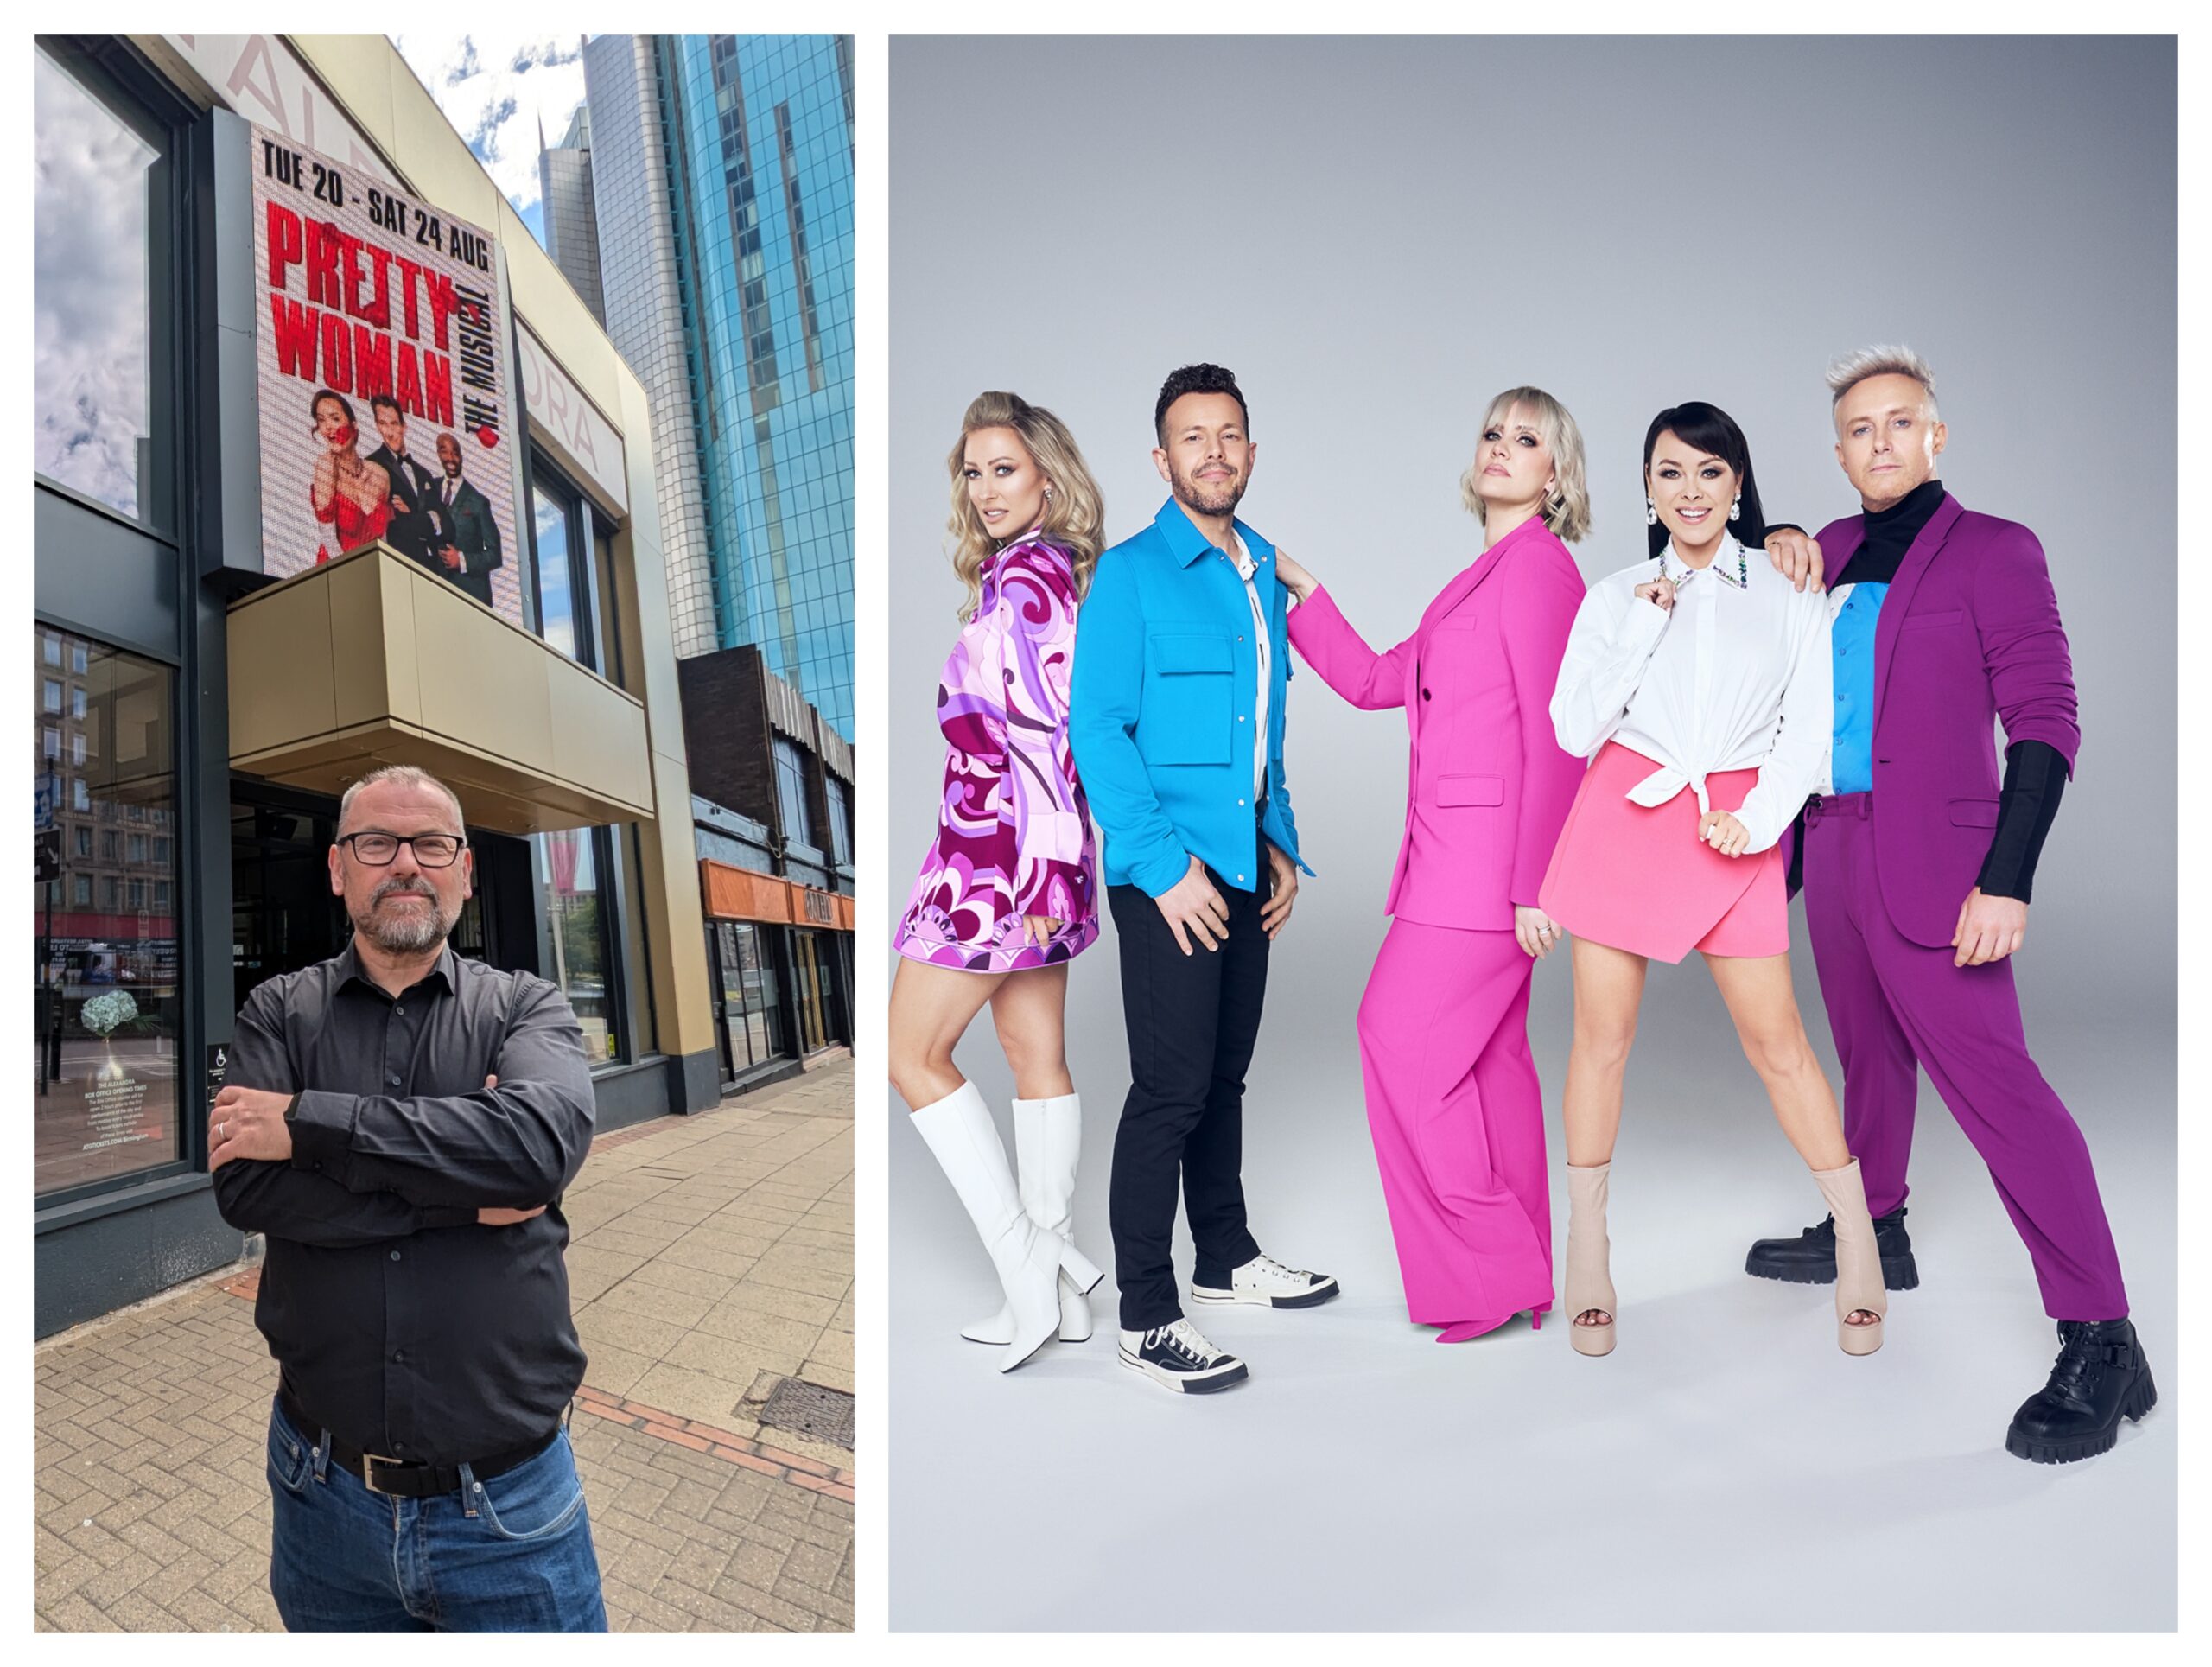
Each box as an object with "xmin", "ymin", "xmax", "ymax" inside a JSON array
[{"xmin": 33, "ymin": 34, "xmax": 726, "ymax": 1335}]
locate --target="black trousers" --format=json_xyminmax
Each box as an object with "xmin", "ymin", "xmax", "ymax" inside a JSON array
[{"xmin": 1106, "ymin": 865, "xmax": 1269, "ymax": 1330}]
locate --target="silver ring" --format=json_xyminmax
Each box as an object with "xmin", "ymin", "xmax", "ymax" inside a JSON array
[{"xmin": 218, "ymin": 1121, "xmax": 227, "ymax": 1142}]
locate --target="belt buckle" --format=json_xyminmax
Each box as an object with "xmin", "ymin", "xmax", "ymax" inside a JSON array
[{"xmin": 362, "ymin": 1453, "xmax": 409, "ymax": 1496}]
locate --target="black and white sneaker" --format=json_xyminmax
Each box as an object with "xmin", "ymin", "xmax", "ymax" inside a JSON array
[
  {"xmin": 1118, "ymin": 1319, "xmax": 1249, "ymax": 1394},
  {"xmin": 1191, "ymin": 1251, "xmax": 1339, "ymax": 1309}
]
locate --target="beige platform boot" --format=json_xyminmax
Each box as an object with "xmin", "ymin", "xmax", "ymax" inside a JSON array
[
  {"xmin": 1564, "ymin": 1161, "xmax": 1617, "ymax": 1357},
  {"xmin": 1813, "ymin": 1157, "xmax": 1887, "ymax": 1356}
]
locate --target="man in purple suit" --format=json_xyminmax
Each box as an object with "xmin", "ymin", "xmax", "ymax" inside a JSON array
[{"xmin": 1751, "ymin": 346, "xmax": 2153, "ymax": 1464}]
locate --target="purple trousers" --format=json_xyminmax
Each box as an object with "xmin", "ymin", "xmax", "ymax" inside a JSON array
[
  {"xmin": 1802, "ymin": 795, "xmax": 2128, "ymax": 1320},
  {"xmin": 1354, "ymin": 919, "xmax": 1554, "ymax": 1327}
]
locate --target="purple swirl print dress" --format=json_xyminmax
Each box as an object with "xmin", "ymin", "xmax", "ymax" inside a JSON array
[{"xmin": 894, "ymin": 539, "xmax": 1100, "ymax": 972}]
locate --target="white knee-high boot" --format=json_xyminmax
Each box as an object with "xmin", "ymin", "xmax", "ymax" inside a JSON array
[
  {"xmin": 962, "ymin": 1093, "xmax": 1095, "ymax": 1346},
  {"xmin": 912, "ymin": 1083, "xmax": 1101, "ymax": 1371}
]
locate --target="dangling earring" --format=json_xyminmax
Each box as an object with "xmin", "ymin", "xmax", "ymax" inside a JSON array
[
  {"xmin": 1645, "ymin": 498, "xmax": 1658, "ymax": 526},
  {"xmin": 1729, "ymin": 496, "xmax": 1741, "ymax": 522}
]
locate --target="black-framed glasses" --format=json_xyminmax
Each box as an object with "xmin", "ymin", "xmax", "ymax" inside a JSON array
[{"xmin": 338, "ymin": 831, "xmax": 467, "ymax": 868}]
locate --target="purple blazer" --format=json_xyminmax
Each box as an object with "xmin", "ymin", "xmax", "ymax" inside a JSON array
[
  {"xmin": 1787, "ymin": 493, "xmax": 2081, "ymax": 948},
  {"xmin": 1287, "ymin": 515, "xmax": 1586, "ymax": 932}
]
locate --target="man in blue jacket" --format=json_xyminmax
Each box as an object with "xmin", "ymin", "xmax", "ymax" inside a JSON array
[{"xmin": 1070, "ymin": 363, "xmax": 1336, "ymax": 1396}]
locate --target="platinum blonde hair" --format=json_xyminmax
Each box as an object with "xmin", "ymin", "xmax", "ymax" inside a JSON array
[
  {"xmin": 1826, "ymin": 344, "xmax": 1941, "ymax": 425},
  {"xmin": 1459, "ymin": 385, "xmax": 1591, "ymax": 543},
  {"xmin": 339, "ymin": 765, "xmax": 467, "ymax": 836},
  {"xmin": 945, "ymin": 392, "xmax": 1105, "ymax": 623}
]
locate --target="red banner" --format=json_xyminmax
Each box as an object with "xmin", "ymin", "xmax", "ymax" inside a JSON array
[{"xmin": 249, "ymin": 124, "xmax": 522, "ymax": 626}]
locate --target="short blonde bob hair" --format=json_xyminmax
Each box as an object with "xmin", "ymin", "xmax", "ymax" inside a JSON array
[
  {"xmin": 944, "ymin": 391, "xmax": 1105, "ymax": 622},
  {"xmin": 1458, "ymin": 385, "xmax": 1591, "ymax": 543}
]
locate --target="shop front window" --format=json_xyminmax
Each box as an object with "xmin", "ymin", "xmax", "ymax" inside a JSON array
[
  {"xmin": 535, "ymin": 826, "xmax": 623, "ymax": 1066},
  {"xmin": 715, "ymin": 919, "xmax": 786, "ymax": 1077},
  {"xmin": 33, "ymin": 627, "xmax": 182, "ymax": 1197},
  {"xmin": 793, "ymin": 930, "xmax": 830, "ymax": 1053}
]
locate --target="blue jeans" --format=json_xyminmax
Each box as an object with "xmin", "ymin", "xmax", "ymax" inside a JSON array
[{"xmin": 265, "ymin": 1396, "xmax": 608, "ymax": 1632}]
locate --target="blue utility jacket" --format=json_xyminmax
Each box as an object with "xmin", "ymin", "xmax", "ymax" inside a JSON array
[{"xmin": 1069, "ymin": 498, "xmax": 1312, "ymax": 896}]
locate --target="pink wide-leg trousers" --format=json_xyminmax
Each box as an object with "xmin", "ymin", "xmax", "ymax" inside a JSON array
[{"xmin": 1355, "ymin": 918, "xmax": 1555, "ymax": 1327}]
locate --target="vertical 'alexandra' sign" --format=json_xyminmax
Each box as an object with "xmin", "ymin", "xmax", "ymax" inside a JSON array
[{"xmin": 250, "ymin": 124, "xmax": 523, "ymax": 627}]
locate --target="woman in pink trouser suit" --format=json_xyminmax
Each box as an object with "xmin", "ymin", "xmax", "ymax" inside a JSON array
[{"xmin": 1274, "ymin": 387, "xmax": 1589, "ymax": 1341}]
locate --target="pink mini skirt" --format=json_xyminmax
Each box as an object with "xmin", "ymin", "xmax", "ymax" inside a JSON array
[{"xmin": 1538, "ymin": 742, "xmax": 1788, "ymax": 964}]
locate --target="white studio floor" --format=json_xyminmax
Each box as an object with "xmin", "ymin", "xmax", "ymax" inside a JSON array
[{"xmin": 887, "ymin": 1021, "xmax": 2177, "ymax": 1632}]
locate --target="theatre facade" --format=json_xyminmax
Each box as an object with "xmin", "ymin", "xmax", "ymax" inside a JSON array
[{"xmin": 33, "ymin": 34, "xmax": 729, "ymax": 1335}]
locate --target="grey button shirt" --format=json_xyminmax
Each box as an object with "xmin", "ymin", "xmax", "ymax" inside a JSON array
[{"xmin": 215, "ymin": 939, "xmax": 596, "ymax": 1464}]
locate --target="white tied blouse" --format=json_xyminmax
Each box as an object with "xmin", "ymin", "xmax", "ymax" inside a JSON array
[{"xmin": 1548, "ymin": 534, "xmax": 1834, "ymax": 854}]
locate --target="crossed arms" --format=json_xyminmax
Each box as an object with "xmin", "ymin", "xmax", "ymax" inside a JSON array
[{"xmin": 210, "ymin": 978, "xmax": 595, "ymax": 1249}]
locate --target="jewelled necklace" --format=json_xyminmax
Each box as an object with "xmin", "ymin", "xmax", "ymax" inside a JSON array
[{"xmin": 1660, "ymin": 539, "xmax": 1748, "ymax": 591}]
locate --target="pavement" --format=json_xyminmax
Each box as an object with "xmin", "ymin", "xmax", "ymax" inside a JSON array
[{"xmin": 33, "ymin": 1055, "xmax": 855, "ymax": 1633}]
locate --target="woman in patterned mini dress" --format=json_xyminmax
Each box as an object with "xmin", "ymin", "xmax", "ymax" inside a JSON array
[{"xmin": 889, "ymin": 391, "xmax": 1111, "ymax": 1372}]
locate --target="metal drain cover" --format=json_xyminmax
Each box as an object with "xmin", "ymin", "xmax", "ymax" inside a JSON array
[{"xmin": 753, "ymin": 1378, "xmax": 853, "ymax": 1449}]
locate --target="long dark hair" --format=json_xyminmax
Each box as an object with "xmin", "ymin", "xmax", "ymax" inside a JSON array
[{"xmin": 1643, "ymin": 401, "xmax": 1765, "ymax": 559}]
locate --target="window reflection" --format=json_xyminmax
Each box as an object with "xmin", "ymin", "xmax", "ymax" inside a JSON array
[
  {"xmin": 774, "ymin": 738, "xmax": 815, "ymax": 848},
  {"xmin": 35, "ymin": 44, "xmax": 169, "ymax": 527},
  {"xmin": 534, "ymin": 826, "xmax": 620, "ymax": 1065},
  {"xmin": 34, "ymin": 628, "xmax": 182, "ymax": 1194},
  {"xmin": 532, "ymin": 485, "xmax": 576, "ymax": 660}
]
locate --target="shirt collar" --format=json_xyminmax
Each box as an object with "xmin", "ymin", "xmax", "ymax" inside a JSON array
[
  {"xmin": 1658, "ymin": 532, "xmax": 1749, "ymax": 589},
  {"xmin": 335, "ymin": 935, "xmax": 459, "ymax": 999},
  {"xmin": 1154, "ymin": 497, "xmax": 1270, "ymax": 573}
]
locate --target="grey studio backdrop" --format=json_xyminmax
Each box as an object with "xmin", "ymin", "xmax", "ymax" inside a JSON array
[{"xmin": 887, "ymin": 35, "xmax": 2176, "ymax": 1632}]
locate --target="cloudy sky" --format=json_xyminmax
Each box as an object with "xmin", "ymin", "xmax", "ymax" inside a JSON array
[
  {"xmin": 392, "ymin": 34, "xmax": 589, "ymax": 248},
  {"xmin": 35, "ymin": 48, "xmax": 158, "ymax": 517}
]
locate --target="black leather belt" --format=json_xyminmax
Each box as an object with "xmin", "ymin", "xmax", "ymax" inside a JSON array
[{"xmin": 280, "ymin": 1388, "xmax": 560, "ymax": 1498}]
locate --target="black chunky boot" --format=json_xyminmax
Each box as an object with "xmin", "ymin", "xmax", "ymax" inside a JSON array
[
  {"xmin": 2005, "ymin": 1318, "xmax": 2156, "ymax": 1464},
  {"xmin": 1745, "ymin": 1205, "xmax": 1918, "ymax": 1288}
]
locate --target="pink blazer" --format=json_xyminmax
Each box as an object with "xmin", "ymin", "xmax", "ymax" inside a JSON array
[
  {"xmin": 1784, "ymin": 493, "xmax": 2081, "ymax": 948},
  {"xmin": 1287, "ymin": 515, "xmax": 1587, "ymax": 932}
]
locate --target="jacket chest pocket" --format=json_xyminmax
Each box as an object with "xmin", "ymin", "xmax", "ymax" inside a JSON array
[{"xmin": 1144, "ymin": 632, "xmax": 1234, "ymax": 765}]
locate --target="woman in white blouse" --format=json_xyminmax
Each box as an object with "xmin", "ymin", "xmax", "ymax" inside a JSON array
[{"xmin": 1540, "ymin": 401, "xmax": 1885, "ymax": 1358}]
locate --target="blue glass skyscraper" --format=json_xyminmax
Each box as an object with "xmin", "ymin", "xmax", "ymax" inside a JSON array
[{"xmin": 572, "ymin": 35, "xmax": 855, "ymax": 736}]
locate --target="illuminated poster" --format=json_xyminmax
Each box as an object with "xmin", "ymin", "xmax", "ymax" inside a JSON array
[{"xmin": 249, "ymin": 124, "xmax": 522, "ymax": 625}]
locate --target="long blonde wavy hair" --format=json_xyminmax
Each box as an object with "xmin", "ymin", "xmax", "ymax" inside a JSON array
[{"xmin": 946, "ymin": 391, "xmax": 1105, "ymax": 622}]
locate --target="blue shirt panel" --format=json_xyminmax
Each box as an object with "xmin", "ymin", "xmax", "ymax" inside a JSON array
[{"xmin": 1830, "ymin": 582, "xmax": 1887, "ymax": 795}]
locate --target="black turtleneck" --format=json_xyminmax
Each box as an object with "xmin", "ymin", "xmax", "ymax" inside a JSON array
[
  {"xmin": 1847, "ymin": 476, "xmax": 1948, "ymax": 585},
  {"xmin": 1771, "ymin": 479, "xmax": 2067, "ymax": 903}
]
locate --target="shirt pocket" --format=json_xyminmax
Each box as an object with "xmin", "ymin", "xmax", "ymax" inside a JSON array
[
  {"xmin": 1434, "ymin": 773, "xmax": 1507, "ymax": 809},
  {"xmin": 1143, "ymin": 632, "xmax": 1235, "ymax": 765}
]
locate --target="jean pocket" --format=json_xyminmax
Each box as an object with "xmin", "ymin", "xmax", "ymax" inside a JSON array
[
  {"xmin": 470, "ymin": 1431, "xmax": 588, "ymax": 1542},
  {"xmin": 266, "ymin": 1403, "xmax": 312, "ymax": 1495}
]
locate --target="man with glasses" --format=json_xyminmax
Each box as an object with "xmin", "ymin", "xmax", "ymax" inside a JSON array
[{"xmin": 210, "ymin": 765, "xmax": 607, "ymax": 1630}]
